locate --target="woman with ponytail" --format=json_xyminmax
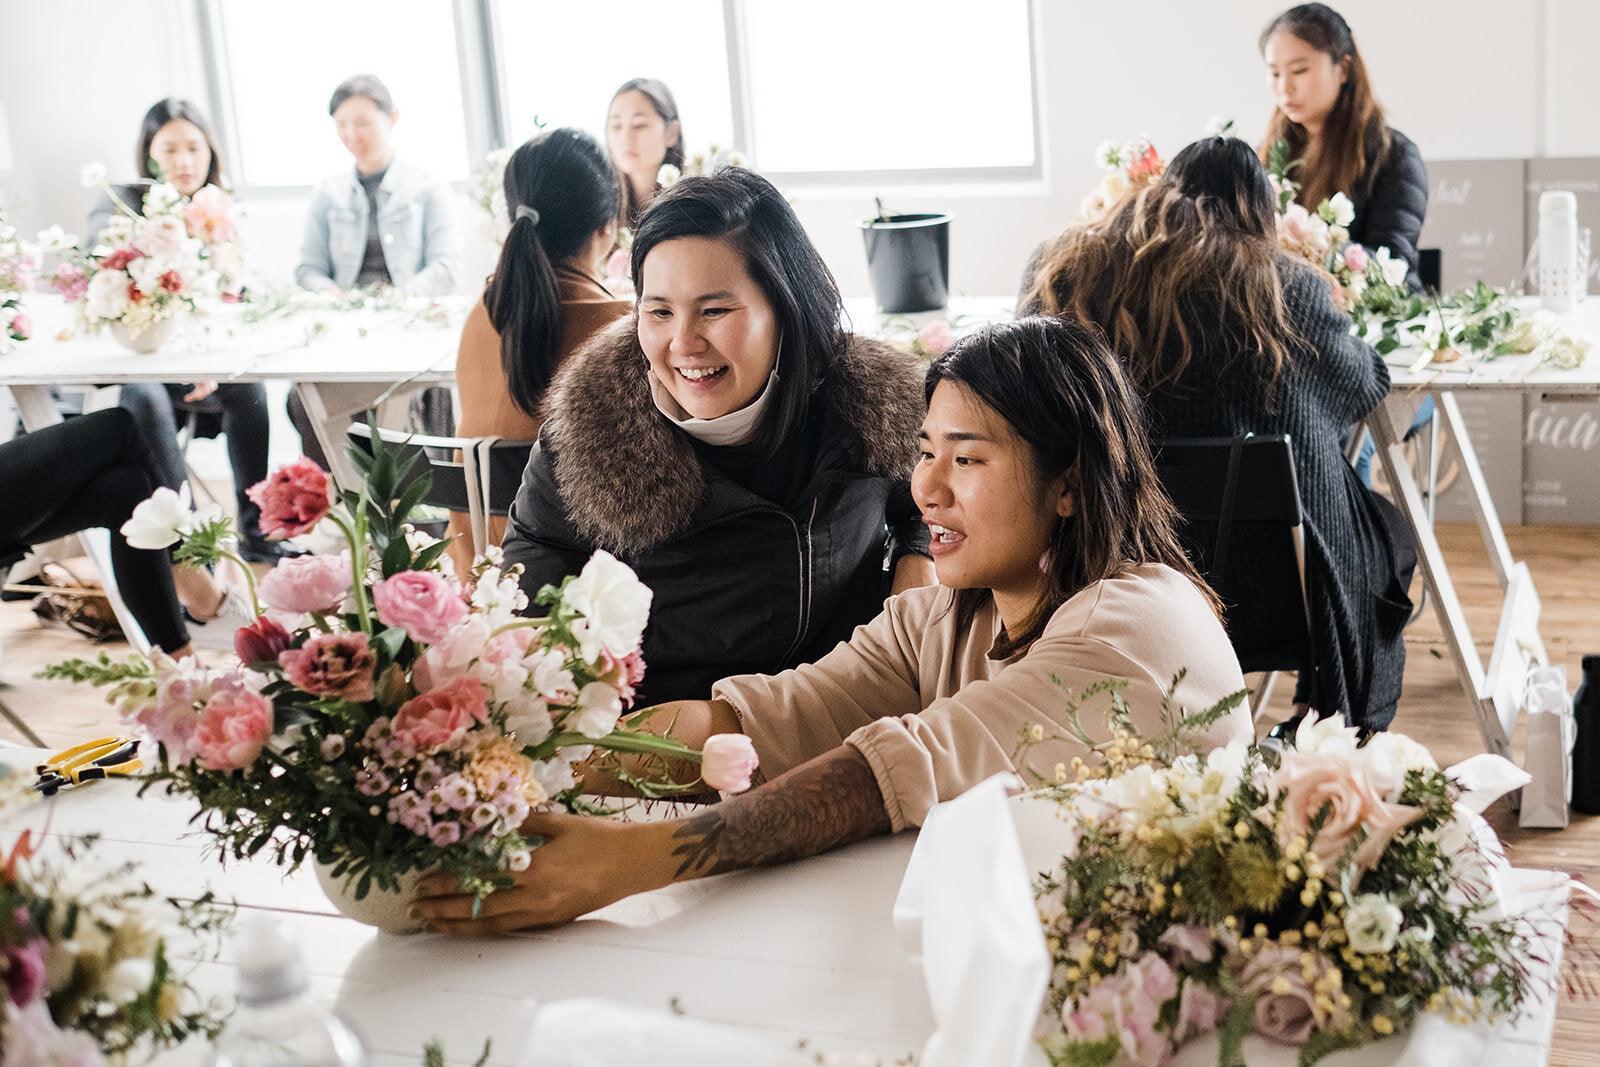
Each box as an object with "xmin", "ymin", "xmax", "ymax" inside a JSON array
[{"xmin": 447, "ymin": 128, "xmax": 630, "ymax": 573}]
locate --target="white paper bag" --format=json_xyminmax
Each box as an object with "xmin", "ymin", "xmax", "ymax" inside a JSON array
[{"xmin": 1520, "ymin": 666, "xmax": 1574, "ymax": 829}]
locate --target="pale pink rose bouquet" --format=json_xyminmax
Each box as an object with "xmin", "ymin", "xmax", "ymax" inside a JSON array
[
  {"xmin": 1021, "ymin": 685, "xmax": 1540, "ymax": 1065},
  {"xmin": 0, "ymin": 205, "xmax": 40, "ymax": 353},
  {"xmin": 46, "ymin": 431, "xmax": 750, "ymax": 911}
]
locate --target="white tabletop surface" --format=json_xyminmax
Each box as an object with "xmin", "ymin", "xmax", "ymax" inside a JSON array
[
  {"xmin": 0, "ymin": 295, "xmax": 463, "ymax": 386},
  {"xmin": 0, "ymin": 749, "xmax": 932, "ymax": 1066}
]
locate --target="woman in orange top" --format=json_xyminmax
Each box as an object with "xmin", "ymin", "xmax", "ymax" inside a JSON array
[{"xmin": 448, "ymin": 128, "xmax": 630, "ymax": 573}]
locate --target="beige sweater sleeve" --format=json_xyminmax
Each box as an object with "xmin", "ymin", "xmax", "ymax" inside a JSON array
[{"xmin": 711, "ymin": 597, "xmax": 926, "ymax": 780}]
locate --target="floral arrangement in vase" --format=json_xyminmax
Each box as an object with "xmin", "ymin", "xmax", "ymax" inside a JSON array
[
  {"xmin": 49, "ymin": 163, "xmax": 242, "ymax": 349},
  {"xmin": 656, "ymin": 144, "xmax": 748, "ymax": 191},
  {"xmin": 0, "ymin": 206, "xmax": 40, "ymax": 354},
  {"xmin": 0, "ymin": 773, "xmax": 231, "ymax": 1064},
  {"xmin": 1021, "ymin": 685, "xmax": 1544, "ymax": 1066},
  {"xmin": 45, "ymin": 429, "xmax": 752, "ymax": 928}
]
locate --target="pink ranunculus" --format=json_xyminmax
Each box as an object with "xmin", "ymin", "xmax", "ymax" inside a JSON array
[
  {"xmin": 184, "ymin": 186, "xmax": 237, "ymax": 245},
  {"xmin": 373, "ymin": 570, "xmax": 468, "ymax": 646},
  {"xmin": 8, "ymin": 313, "xmax": 31, "ymax": 340},
  {"xmin": 916, "ymin": 319, "xmax": 954, "ymax": 357},
  {"xmin": 52, "ymin": 263, "xmax": 89, "ymax": 302},
  {"xmin": 1342, "ymin": 243, "xmax": 1369, "ymax": 274},
  {"xmin": 246, "ymin": 458, "xmax": 332, "ymax": 539},
  {"xmin": 391, "ymin": 676, "xmax": 490, "ymax": 754},
  {"xmin": 234, "ymin": 614, "xmax": 293, "ymax": 665},
  {"xmin": 194, "ymin": 683, "xmax": 274, "ymax": 771},
  {"xmin": 278, "ymin": 632, "xmax": 377, "ymax": 702},
  {"xmin": 259, "ymin": 553, "xmax": 352, "ymax": 614},
  {"xmin": 4, "ymin": 939, "xmax": 47, "ymax": 1006},
  {"xmin": 598, "ymin": 648, "xmax": 647, "ymax": 706},
  {"xmin": 701, "ymin": 734, "xmax": 759, "ymax": 793},
  {"xmin": 1270, "ymin": 751, "xmax": 1422, "ymax": 872}
]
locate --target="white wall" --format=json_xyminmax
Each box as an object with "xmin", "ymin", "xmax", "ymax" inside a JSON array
[{"xmin": 0, "ymin": 0, "xmax": 1562, "ymax": 302}]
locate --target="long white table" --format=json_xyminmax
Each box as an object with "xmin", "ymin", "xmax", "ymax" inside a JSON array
[
  {"xmin": 0, "ymin": 296, "xmax": 462, "ymax": 651},
  {"xmin": 0, "ymin": 750, "xmax": 932, "ymax": 1066}
]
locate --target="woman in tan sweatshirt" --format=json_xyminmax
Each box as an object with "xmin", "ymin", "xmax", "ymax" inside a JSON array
[
  {"xmin": 415, "ymin": 316, "xmax": 1252, "ymax": 933},
  {"xmin": 446, "ymin": 128, "xmax": 630, "ymax": 575}
]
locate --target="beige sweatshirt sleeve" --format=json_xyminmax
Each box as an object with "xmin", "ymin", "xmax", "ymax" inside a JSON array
[{"xmin": 711, "ymin": 597, "xmax": 926, "ymax": 781}]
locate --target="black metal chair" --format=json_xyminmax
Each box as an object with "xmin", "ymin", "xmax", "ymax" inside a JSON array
[{"xmin": 1152, "ymin": 435, "xmax": 1313, "ymax": 719}]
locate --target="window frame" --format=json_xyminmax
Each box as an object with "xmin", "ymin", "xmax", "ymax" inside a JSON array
[{"xmin": 197, "ymin": 0, "xmax": 1042, "ymax": 193}]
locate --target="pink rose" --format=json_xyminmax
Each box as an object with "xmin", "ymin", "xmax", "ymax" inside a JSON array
[
  {"xmin": 4, "ymin": 939, "xmax": 47, "ymax": 1006},
  {"xmin": 246, "ymin": 458, "xmax": 332, "ymax": 539},
  {"xmin": 137, "ymin": 659, "xmax": 213, "ymax": 763},
  {"xmin": 391, "ymin": 676, "xmax": 489, "ymax": 754},
  {"xmin": 1233, "ymin": 944, "xmax": 1345, "ymax": 1046},
  {"xmin": 1342, "ymin": 243, "xmax": 1369, "ymax": 274},
  {"xmin": 701, "ymin": 733, "xmax": 759, "ymax": 793},
  {"xmin": 234, "ymin": 614, "xmax": 293, "ymax": 665},
  {"xmin": 259, "ymin": 553, "xmax": 352, "ymax": 614},
  {"xmin": 185, "ymin": 186, "xmax": 237, "ymax": 245},
  {"xmin": 1270, "ymin": 751, "xmax": 1422, "ymax": 872},
  {"xmin": 194, "ymin": 684, "xmax": 274, "ymax": 771},
  {"xmin": 278, "ymin": 632, "xmax": 377, "ymax": 702},
  {"xmin": 8, "ymin": 313, "xmax": 31, "ymax": 341},
  {"xmin": 916, "ymin": 319, "xmax": 954, "ymax": 357},
  {"xmin": 52, "ymin": 263, "xmax": 89, "ymax": 302},
  {"xmin": 373, "ymin": 570, "xmax": 468, "ymax": 646}
]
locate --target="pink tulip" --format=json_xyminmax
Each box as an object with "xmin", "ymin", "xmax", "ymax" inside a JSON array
[{"xmin": 701, "ymin": 734, "xmax": 759, "ymax": 793}]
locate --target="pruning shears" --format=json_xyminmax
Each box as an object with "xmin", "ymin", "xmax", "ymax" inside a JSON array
[{"xmin": 33, "ymin": 736, "xmax": 141, "ymax": 795}]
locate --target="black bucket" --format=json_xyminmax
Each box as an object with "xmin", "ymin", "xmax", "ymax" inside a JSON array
[{"xmin": 859, "ymin": 212, "xmax": 951, "ymax": 313}]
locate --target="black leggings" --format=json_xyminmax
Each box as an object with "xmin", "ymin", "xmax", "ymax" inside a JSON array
[
  {"xmin": 118, "ymin": 381, "xmax": 271, "ymax": 539},
  {"xmin": 0, "ymin": 409, "xmax": 189, "ymax": 652}
]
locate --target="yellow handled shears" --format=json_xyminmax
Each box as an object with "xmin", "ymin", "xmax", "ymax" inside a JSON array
[{"xmin": 34, "ymin": 736, "xmax": 141, "ymax": 795}]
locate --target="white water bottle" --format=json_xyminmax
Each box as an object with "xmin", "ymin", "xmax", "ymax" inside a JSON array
[
  {"xmin": 208, "ymin": 918, "xmax": 368, "ymax": 1067},
  {"xmin": 1539, "ymin": 190, "xmax": 1580, "ymax": 313}
]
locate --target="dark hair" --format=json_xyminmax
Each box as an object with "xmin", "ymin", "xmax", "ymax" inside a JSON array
[
  {"xmin": 1024, "ymin": 136, "xmax": 1300, "ymax": 399},
  {"xmin": 927, "ymin": 316, "xmax": 1221, "ymax": 657},
  {"xmin": 1259, "ymin": 3, "xmax": 1390, "ymax": 209},
  {"xmin": 630, "ymin": 168, "xmax": 846, "ymax": 458},
  {"xmin": 136, "ymin": 98, "xmax": 224, "ymax": 187},
  {"xmin": 609, "ymin": 78, "xmax": 685, "ymax": 226},
  {"xmin": 485, "ymin": 128, "xmax": 619, "ymax": 419},
  {"xmin": 329, "ymin": 73, "xmax": 395, "ymax": 116}
]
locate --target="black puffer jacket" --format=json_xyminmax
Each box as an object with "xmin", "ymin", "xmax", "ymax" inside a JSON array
[
  {"xmin": 502, "ymin": 317, "xmax": 928, "ymax": 706},
  {"xmin": 1348, "ymin": 128, "xmax": 1429, "ymax": 292}
]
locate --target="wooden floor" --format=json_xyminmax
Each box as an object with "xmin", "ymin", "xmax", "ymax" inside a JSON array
[{"xmin": 1, "ymin": 523, "xmax": 1597, "ymax": 1059}]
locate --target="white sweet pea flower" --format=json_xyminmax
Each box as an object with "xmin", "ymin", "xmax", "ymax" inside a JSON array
[
  {"xmin": 1344, "ymin": 894, "xmax": 1403, "ymax": 954},
  {"xmin": 571, "ymin": 681, "xmax": 622, "ymax": 739},
  {"xmin": 35, "ymin": 225, "xmax": 78, "ymax": 252},
  {"xmin": 656, "ymin": 163, "xmax": 682, "ymax": 188},
  {"xmin": 1094, "ymin": 140, "xmax": 1119, "ymax": 169},
  {"xmin": 120, "ymin": 487, "xmax": 194, "ymax": 549},
  {"xmin": 1292, "ymin": 710, "xmax": 1361, "ymax": 758},
  {"xmin": 1321, "ymin": 192, "xmax": 1356, "ymax": 228},
  {"xmin": 143, "ymin": 182, "xmax": 182, "ymax": 214},
  {"xmin": 562, "ymin": 550, "xmax": 652, "ymax": 660},
  {"xmin": 80, "ymin": 161, "xmax": 107, "ymax": 188},
  {"xmin": 503, "ymin": 696, "xmax": 553, "ymax": 746},
  {"xmin": 127, "ymin": 254, "xmax": 166, "ymax": 295},
  {"xmin": 105, "ymin": 957, "xmax": 156, "ymax": 1004},
  {"xmin": 1203, "ymin": 115, "xmax": 1235, "ymax": 137},
  {"xmin": 1375, "ymin": 246, "xmax": 1409, "ymax": 286}
]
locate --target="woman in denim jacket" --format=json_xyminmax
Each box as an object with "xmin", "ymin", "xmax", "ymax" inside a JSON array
[{"xmin": 294, "ymin": 74, "xmax": 460, "ymax": 297}]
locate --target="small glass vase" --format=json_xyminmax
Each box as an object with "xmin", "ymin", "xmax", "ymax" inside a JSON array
[
  {"xmin": 313, "ymin": 860, "xmax": 426, "ymax": 934},
  {"xmin": 109, "ymin": 316, "xmax": 177, "ymax": 353}
]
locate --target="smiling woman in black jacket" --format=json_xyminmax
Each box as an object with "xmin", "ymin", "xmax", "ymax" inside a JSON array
[
  {"xmin": 501, "ymin": 169, "xmax": 933, "ymax": 706},
  {"xmin": 1260, "ymin": 4, "xmax": 1428, "ymax": 292}
]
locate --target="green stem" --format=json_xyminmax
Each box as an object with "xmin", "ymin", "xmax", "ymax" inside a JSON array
[
  {"xmin": 551, "ymin": 728, "xmax": 703, "ymax": 762},
  {"xmin": 488, "ymin": 618, "xmax": 549, "ymax": 640},
  {"xmin": 326, "ymin": 511, "xmax": 373, "ymax": 633},
  {"xmin": 218, "ymin": 549, "xmax": 262, "ymax": 617}
]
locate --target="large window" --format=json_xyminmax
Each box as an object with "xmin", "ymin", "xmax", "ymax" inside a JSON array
[
  {"xmin": 211, "ymin": 0, "xmax": 472, "ymax": 187},
  {"xmin": 494, "ymin": 0, "xmax": 736, "ymax": 156},
  {"xmin": 204, "ymin": 0, "xmax": 1038, "ymax": 189},
  {"xmin": 741, "ymin": 0, "xmax": 1038, "ymax": 177}
]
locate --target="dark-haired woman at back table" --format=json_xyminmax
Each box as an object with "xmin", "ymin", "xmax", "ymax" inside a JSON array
[
  {"xmin": 447, "ymin": 128, "xmax": 631, "ymax": 576},
  {"xmin": 606, "ymin": 78, "xmax": 685, "ymax": 229}
]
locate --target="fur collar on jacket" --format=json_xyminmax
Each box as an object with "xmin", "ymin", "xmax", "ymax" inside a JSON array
[{"xmin": 542, "ymin": 315, "xmax": 924, "ymax": 553}]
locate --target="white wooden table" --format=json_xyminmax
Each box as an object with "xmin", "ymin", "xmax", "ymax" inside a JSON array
[
  {"xmin": 0, "ymin": 296, "xmax": 462, "ymax": 650},
  {"xmin": 1373, "ymin": 299, "xmax": 1600, "ymax": 759},
  {"xmin": 0, "ymin": 750, "xmax": 933, "ymax": 1066}
]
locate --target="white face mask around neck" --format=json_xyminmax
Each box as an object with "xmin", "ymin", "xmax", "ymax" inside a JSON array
[{"xmin": 647, "ymin": 359, "xmax": 781, "ymax": 447}]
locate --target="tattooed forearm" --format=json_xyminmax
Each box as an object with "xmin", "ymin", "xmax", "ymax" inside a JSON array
[{"xmin": 668, "ymin": 746, "xmax": 893, "ymax": 879}]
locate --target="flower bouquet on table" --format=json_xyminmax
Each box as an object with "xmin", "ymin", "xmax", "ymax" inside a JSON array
[
  {"xmin": 44, "ymin": 429, "xmax": 752, "ymax": 930},
  {"xmin": 0, "ymin": 206, "xmax": 40, "ymax": 354},
  {"xmin": 1021, "ymin": 688, "xmax": 1546, "ymax": 1066},
  {"xmin": 0, "ymin": 772, "xmax": 231, "ymax": 1064}
]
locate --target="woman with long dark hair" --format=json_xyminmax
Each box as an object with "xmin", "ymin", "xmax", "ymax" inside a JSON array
[
  {"xmin": 1022, "ymin": 136, "xmax": 1415, "ymax": 733},
  {"xmin": 1260, "ymin": 3, "xmax": 1427, "ymax": 291},
  {"xmin": 605, "ymin": 78, "xmax": 685, "ymax": 228},
  {"xmin": 501, "ymin": 168, "xmax": 935, "ymax": 706},
  {"xmin": 85, "ymin": 98, "xmax": 280, "ymax": 572},
  {"xmin": 447, "ymin": 128, "xmax": 630, "ymax": 573},
  {"xmin": 415, "ymin": 316, "xmax": 1250, "ymax": 933}
]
